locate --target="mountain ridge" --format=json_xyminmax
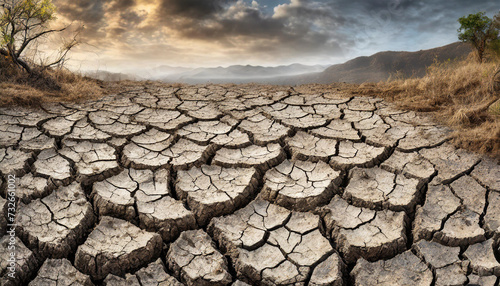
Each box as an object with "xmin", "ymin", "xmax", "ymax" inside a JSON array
[
  {"xmin": 86, "ymin": 42, "xmax": 472, "ymax": 84},
  {"xmin": 277, "ymin": 42, "xmax": 472, "ymax": 84}
]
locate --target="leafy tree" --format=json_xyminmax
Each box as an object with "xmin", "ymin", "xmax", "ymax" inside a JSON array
[
  {"xmin": 0, "ymin": 0, "xmax": 77, "ymax": 74},
  {"xmin": 458, "ymin": 12, "xmax": 499, "ymax": 63}
]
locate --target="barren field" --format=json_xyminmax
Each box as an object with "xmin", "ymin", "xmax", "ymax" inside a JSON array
[{"xmin": 0, "ymin": 84, "xmax": 499, "ymax": 285}]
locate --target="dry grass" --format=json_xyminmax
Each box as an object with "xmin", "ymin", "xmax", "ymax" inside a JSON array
[
  {"xmin": 343, "ymin": 53, "xmax": 500, "ymax": 158},
  {"xmin": 0, "ymin": 62, "xmax": 105, "ymax": 107}
]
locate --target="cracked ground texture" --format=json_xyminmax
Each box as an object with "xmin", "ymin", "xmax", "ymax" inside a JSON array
[{"xmin": 0, "ymin": 83, "xmax": 499, "ymax": 285}]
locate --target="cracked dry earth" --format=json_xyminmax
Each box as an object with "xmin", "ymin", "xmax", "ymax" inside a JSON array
[{"xmin": 0, "ymin": 84, "xmax": 499, "ymax": 286}]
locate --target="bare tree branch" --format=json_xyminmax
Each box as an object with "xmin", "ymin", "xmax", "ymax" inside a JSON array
[
  {"xmin": 16, "ymin": 25, "xmax": 68, "ymax": 57},
  {"xmin": 43, "ymin": 34, "xmax": 78, "ymax": 69}
]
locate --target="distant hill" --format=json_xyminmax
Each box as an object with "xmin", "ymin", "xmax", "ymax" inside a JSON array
[
  {"xmin": 160, "ymin": 64, "xmax": 328, "ymax": 84},
  {"xmin": 121, "ymin": 65, "xmax": 194, "ymax": 79},
  {"xmin": 85, "ymin": 70, "xmax": 143, "ymax": 82},
  {"xmin": 279, "ymin": 42, "xmax": 472, "ymax": 85},
  {"xmin": 87, "ymin": 64, "xmax": 328, "ymax": 84}
]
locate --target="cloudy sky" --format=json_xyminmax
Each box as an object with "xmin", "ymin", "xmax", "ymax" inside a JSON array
[{"xmin": 50, "ymin": 0, "xmax": 499, "ymax": 72}]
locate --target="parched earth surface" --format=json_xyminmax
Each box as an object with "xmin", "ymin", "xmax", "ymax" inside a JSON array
[{"xmin": 0, "ymin": 83, "xmax": 499, "ymax": 286}]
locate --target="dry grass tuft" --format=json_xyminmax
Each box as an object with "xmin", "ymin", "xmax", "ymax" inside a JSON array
[
  {"xmin": 344, "ymin": 53, "xmax": 500, "ymax": 158},
  {"xmin": 0, "ymin": 60, "xmax": 105, "ymax": 108}
]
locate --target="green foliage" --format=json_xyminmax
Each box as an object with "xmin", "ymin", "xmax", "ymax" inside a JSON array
[
  {"xmin": 458, "ymin": 12, "xmax": 499, "ymax": 62},
  {"xmin": 458, "ymin": 12, "xmax": 493, "ymax": 43},
  {"xmin": 1, "ymin": 34, "xmax": 11, "ymax": 45},
  {"xmin": 0, "ymin": 0, "xmax": 57, "ymax": 44}
]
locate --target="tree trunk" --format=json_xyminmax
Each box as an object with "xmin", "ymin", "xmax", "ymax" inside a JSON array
[
  {"xmin": 13, "ymin": 57, "xmax": 32, "ymax": 74},
  {"xmin": 477, "ymin": 43, "xmax": 485, "ymax": 63},
  {"xmin": 0, "ymin": 48, "xmax": 32, "ymax": 74}
]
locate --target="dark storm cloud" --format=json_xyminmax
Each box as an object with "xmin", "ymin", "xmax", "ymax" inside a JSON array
[
  {"xmin": 171, "ymin": 5, "xmax": 284, "ymax": 40},
  {"xmin": 108, "ymin": 0, "xmax": 136, "ymax": 12},
  {"xmin": 156, "ymin": 0, "xmax": 235, "ymax": 19},
  {"xmin": 54, "ymin": 0, "xmax": 106, "ymax": 24},
  {"xmin": 53, "ymin": 0, "xmax": 145, "ymax": 40}
]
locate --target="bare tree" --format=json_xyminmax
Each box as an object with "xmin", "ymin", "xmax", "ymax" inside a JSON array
[{"xmin": 0, "ymin": 0, "xmax": 77, "ymax": 74}]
